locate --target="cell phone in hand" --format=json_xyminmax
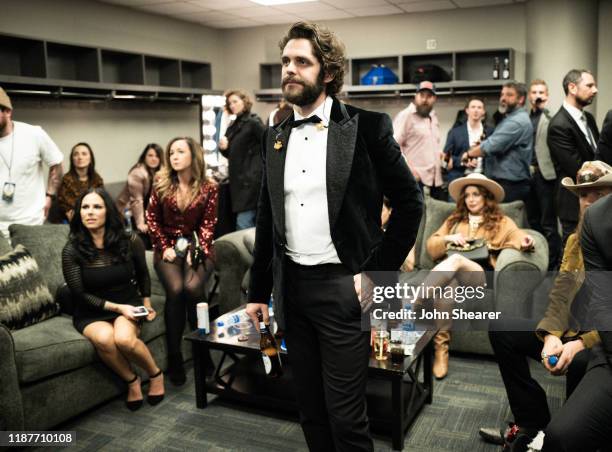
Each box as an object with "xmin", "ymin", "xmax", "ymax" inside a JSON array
[{"xmin": 132, "ymin": 306, "xmax": 149, "ymax": 317}]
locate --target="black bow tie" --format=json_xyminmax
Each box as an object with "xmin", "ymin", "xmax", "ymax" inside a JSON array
[{"xmin": 289, "ymin": 115, "xmax": 323, "ymax": 128}]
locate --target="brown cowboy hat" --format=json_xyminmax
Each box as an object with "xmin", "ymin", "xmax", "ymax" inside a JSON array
[
  {"xmin": 448, "ymin": 173, "xmax": 505, "ymax": 203},
  {"xmin": 562, "ymin": 160, "xmax": 612, "ymax": 195}
]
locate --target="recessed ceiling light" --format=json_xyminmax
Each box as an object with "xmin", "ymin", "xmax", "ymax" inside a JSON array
[{"xmin": 250, "ymin": 0, "xmax": 316, "ymax": 5}]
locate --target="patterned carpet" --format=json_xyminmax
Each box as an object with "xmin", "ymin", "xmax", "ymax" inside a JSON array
[{"xmin": 39, "ymin": 353, "xmax": 565, "ymax": 452}]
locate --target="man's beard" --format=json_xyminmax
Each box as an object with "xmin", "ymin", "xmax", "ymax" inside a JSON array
[
  {"xmin": 415, "ymin": 104, "xmax": 432, "ymax": 117},
  {"xmin": 575, "ymin": 93, "xmax": 594, "ymax": 108},
  {"xmin": 282, "ymin": 72, "xmax": 325, "ymax": 107},
  {"xmin": 498, "ymin": 102, "xmax": 517, "ymax": 115}
]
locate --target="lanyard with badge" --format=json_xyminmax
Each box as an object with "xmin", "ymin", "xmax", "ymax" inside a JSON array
[{"xmin": 0, "ymin": 123, "xmax": 16, "ymax": 202}]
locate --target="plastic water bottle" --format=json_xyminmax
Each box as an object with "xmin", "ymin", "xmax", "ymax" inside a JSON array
[
  {"xmin": 124, "ymin": 208, "xmax": 133, "ymax": 233},
  {"xmin": 215, "ymin": 311, "xmax": 249, "ymax": 328}
]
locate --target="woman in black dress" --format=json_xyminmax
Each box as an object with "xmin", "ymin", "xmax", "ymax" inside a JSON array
[{"xmin": 62, "ymin": 187, "xmax": 164, "ymax": 410}]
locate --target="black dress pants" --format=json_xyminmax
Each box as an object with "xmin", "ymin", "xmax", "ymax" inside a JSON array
[
  {"xmin": 284, "ymin": 261, "xmax": 373, "ymax": 452},
  {"xmin": 543, "ymin": 363, "xmax": 612, "ymax": 452},
  {"xmin": 489, "ymin": 318, "xmax": 590, "ymax": 429},
  {"xmin": 526, "ymin": 171, "xmax": 562, "ymax": 270}
]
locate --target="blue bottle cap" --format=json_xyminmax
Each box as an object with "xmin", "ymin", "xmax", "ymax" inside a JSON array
[
  {"xmin": 216, "ymin": 321, "xmax": 224, "ymax": 327},
  {"xmin": 548, "ymin": 355, "xmax": 558, "ymax": 366}
]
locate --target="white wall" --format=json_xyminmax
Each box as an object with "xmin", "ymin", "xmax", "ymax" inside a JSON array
[{"xmin": 220, "ymin": 4, "xmax": 527, "ymax": 137}]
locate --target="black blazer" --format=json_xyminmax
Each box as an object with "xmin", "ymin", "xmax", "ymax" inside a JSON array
[
  {"xmin": 547, "ymin": 107, "xmax": 599, "ymax": 221},
  {"xmin": 581, "ymin": 194, "xmax": 612, "ymax": 369},
  {"xmin": 221, "ymin": 113, "xmax": 266, "ymax": 213},
  {"xmin": 443, "ymin": 122, "xmax": 494, "ymax": 182},
  {"xmin": 596, "ymin": 109, "xmax": 612, "ymax": 165},
  {"xmin": 248, "ymin": 98, "xmax": 423, "ymax": 329}
]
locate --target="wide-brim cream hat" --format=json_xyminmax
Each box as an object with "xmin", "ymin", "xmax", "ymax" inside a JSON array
[
  {"xmin": 448, "ymin": 173, "xmax": 505, "ymax": 203},
  {"xmin": 0, "ymin": 87, "xmax": 12, "ymax": 110},
  {"xmin": 562, "ymin": 160, "xmax": 612, "ymax": 195}
]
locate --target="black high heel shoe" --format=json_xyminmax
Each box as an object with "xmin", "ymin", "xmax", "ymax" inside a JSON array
[
  {"xmin": 147, "ymin": 369, "xmax": 165, "ymax": 406},
  {"xmin": 125, "ymin": 374, "xmax": 143, "ymax": 411}
]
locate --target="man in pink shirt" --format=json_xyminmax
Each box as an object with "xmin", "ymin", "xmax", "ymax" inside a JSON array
[{"xmin": 393, "ymin": 81, "xmax": 445, "ymax": 199}]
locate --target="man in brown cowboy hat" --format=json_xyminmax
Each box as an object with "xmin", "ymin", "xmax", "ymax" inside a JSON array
[
  {"xmin": 0, "ymin": 86, "xmax": 63, "ymax": 237},
  {"xmin": 479, "ymin": 160, "xmax": 612, "ymax": 451}
]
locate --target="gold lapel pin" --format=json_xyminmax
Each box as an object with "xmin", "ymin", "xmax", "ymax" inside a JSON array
[{"xmin": 274, "ymin": 140, "xmax": 283, "ymax": 150}]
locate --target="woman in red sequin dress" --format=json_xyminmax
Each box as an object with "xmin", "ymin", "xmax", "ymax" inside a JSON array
[{"xmin": 146, "ymin": 137, "xmax": 218, "ymax": 385}]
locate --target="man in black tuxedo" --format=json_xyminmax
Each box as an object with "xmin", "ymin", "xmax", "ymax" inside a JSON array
[
  {"xmin": 245, "ymin": 22, "xmax": 422, "ymax": 452},
  {"xmin": 547, "ymin": 69, "xmax": 599, "ymax": 244},
  {"xmin": 596, "ymin": 109, "xmax": 612, "ymax": 165}
]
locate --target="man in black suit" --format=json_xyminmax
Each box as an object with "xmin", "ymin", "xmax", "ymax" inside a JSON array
[
  {"xmin": 542, "ymin": 192, "xmax": 612, "ymax": 451},
  {"xmin": 547, "ymin": 69, "xmax": 599, "ymax": 244},
  {"xmin": 596, "ymin": 109, "xmax": 612, "ymax": 165},
  {"xmin": 245, "ymin": 22, "xmax": 422, "ymax": 452}
]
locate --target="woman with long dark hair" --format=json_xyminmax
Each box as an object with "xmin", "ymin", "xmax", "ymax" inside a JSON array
[
  {"xmin": 146, "ymin": 137, "xmax": 218, "ymax": 385},
  {"xmin": 57, "ymin": 142, "xmax": 104, "ymax": 221},
  {"xmin": 218, "ymin": 89, "xmax": 265, "ymax": 230},
  {"xmin": 116, "ymin": 143, "xmax": 163, "ymax": 248},
  {"xmin": 62, "ymin": 187, "xmax": 164, "ymax": 410},
  {"xmin": 423, "ymin": 173, "xmax": 535, "ymax": 379}
]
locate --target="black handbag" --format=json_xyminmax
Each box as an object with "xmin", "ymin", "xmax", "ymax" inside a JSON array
[
  {"xmin": 190, "ymin": 231, "xmax": 203, "ymax": 270},
  {"xmin": 447, "ymin": 238, "xmax": 489, "ymax": 265}
]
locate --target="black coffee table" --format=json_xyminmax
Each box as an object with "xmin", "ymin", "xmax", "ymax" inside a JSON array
[{"xmin": 185, "ymin": 306, "xmax": 434, "ymax": 451}]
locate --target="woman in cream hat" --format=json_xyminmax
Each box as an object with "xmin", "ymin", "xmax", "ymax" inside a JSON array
[{"xmin": 421, "ymin": 173, "xmax": 535, "ymax": 379}]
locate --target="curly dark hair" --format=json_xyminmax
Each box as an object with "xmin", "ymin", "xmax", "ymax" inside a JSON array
[
  {"xmin": 279, "ymin": 21, "xmax": 346, "ymax": 97},
  {"xmin": 446, "ymin": 185, "xmax": 504, "ymax": 236},
  {"xmin": 69, "ymin": 187, "xmax": 130, "ymax": 264}
]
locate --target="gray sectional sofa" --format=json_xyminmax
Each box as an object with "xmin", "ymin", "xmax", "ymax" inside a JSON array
[{"xmin": 0, "ymin": 224, "xmax": 191, "ymax": 431}]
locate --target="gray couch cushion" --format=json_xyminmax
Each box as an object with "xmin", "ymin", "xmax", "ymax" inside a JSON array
[
  {"xmin": 9, "ymin": 224, "xmax": 70, "ymax": 296},
  {"xmin": 0, "ymin": 234, "xmax": 11, "ymax": 255},
  {"xmin": 417, "ymin": 199, "xmax": 526, "ymax": 270},
  {"xmin": 12, "ymin": 315, "xmax": 95, "ymax": 383},
  {"xmin": 0, "ymin": 245, "xmax": 58, "ymax": 331}
]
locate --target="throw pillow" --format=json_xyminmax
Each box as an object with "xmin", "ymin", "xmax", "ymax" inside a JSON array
[{"xmin": 0, "ymin": 245, "xmax": 59, "ymax": 330}]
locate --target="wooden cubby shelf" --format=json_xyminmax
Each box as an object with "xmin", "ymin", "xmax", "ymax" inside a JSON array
[
  {"xmin": 256, "ymin": 48, "xmax": 517, "ymax": 102},
  {"xmin": 0, "ymin": 32, "xmax": 218, "ymax": 103}
]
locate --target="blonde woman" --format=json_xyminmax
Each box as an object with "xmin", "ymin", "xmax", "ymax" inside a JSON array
[{"xmin": 146, "ymin": 137, "xmax": 218, "ymax": 385}]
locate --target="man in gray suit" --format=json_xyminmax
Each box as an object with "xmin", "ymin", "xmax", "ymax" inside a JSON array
[{"xmin": 526, "ymin": 79, "xmax": 561, "ymax": 270}]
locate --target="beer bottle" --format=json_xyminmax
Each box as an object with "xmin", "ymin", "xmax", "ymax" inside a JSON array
[
  {"xmin": 502, "ymin": 58, "xmax": 510, "ymax": 80},
  {"xmin": 258, "ymin": 313, "xmax": 283, "ymax": 378},
  {"xmin": 492, "ymin": 57, "xmax": 500, "ymax": 80}
]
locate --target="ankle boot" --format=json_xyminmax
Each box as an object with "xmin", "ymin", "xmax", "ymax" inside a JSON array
[
  {"xmin": 433, "ymin": 331, "xmax": 451, "ymax": 379},
  {"xmin": 167, "ymin": 353, "xmax": 186, "ymax": 386}
]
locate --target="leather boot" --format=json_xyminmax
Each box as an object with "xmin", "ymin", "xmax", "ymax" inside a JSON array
[{"xmin": 433, "ymin": 331, "xmax": 450, "ymax": 379}]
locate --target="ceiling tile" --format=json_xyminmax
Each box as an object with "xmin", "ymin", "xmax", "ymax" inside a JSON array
[
  {"xmin": 396, "ymin": 0, "xmax": 456, "ymax": 12},
  {"xmin": 322, "ymin": 0, "xmax": 389, "ymax": 7},
  {"xmin": 213, "ymin": 18, "xmax": 263, "ymax": 28},
  {"xmin": 176, "ymin": 9, "xmax": 240, "ymax": 21},
  {"xmin": 258, "ymin": 13, "xmax": 301, "ymax": 24},
  {"xmin": 99, "ymin": 0, "xmax": 171, "ymax": 5},
  {"xmin": 299, "ymin": 9, "xmax": 354, "ymax": 20},
  {"xmin": 273, "ymin": 1, "xmax": 337, "ymax": 14},
  {"xmin": 351, "ymin": 4, "xmax": 404, "ymax": 16},
  {"xmin": 187, "ymin": 0, "xmax": 254, "ymax": 10},
  {"xmin": 225, "ymin": 5, "xmax": 281, "ymax": 17},
  {"xmin": 453, "ymin": 0, "xmax": 512, "ymax": 6},
  {"xmin": 136, "ymin": 1, "xmax": 206, "ymax": 14}
]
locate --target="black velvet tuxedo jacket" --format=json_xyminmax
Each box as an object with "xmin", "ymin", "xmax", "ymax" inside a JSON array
[
  {"xmin": 581, "ymin": 194, "xmax": 612, "ymax": 369},
  {"xmin": 248, "ymin": 98, "xmax": 423, "ymax": 330},
  {"xmin": 547, "ymin": 107, "xmax": 599, "ymax": 222}
]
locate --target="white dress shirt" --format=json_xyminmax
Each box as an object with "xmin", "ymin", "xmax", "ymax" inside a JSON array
[{"xmin": 284, "ymin": 96, "xmax": 340, "ymax": 265}]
